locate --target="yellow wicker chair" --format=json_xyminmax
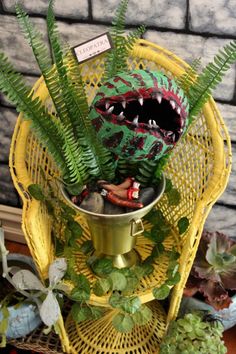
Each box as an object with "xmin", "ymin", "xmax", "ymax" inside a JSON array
[{"xmin": 9, "ymin": 39, "xmax": 231, "ymax": 353}]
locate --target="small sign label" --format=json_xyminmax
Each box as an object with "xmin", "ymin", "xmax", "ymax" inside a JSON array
[{"xmin": 73, "ymin": 32, "xmax": 113, "ymax": 64}]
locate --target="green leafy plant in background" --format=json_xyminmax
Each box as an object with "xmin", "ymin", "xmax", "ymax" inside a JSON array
[{"xmin": 159, "ymin": 311, "xmax": 227, "ymax": 354}]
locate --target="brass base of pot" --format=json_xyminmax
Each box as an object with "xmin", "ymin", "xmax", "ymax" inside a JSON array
[{"xmin": 93, "ymin": 249, "xmax": 141, "ymax": 268}]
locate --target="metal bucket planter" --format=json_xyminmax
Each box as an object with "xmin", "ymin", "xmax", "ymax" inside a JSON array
[
  {"xmin": 0, "ymin": 254, "xmax": 42, "ymax": 339},
  {"xmin": 180, "ymin": 295, "xmax": 236, "ymax": 331},
  {"xmin": 62, "ymin": 175, "xmax": 165, "ymax": 268}
]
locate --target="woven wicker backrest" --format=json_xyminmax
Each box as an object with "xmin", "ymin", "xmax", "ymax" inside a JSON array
[{"xmin": 9, "ymin": 39, "xmax": 231, "ymax": 353}]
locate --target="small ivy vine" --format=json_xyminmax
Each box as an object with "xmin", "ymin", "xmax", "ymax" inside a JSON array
[{"xmin": 27, "ymin": 176, "xmax": 189, "ymax": 333}]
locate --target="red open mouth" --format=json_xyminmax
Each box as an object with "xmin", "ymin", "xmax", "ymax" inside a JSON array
[{"xmin": 95, "ymin": 89, "xmax": 185, "ymax": 144}]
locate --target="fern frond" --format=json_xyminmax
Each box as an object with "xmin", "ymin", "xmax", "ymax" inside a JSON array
[
  {"xmin": 125, "ymin": 25, "xmax": 146, "ymax": 52},
  {"xmin": 188, "ymin": 40, "xmax": 236, "ymax": 123},
  {"xmin": 57, "ymin": 122, "xmax": 88, "ymax": 184},
  {"xmin": 46, "ymin": 2, "xmax": 115, "ymax": 180},
  {"xmin": 65, "ymin": 49, "xmax": 116, "ymax": 180},
  {"xmin": 103, "ymin": 0, "xmax": 144, "ymax": 81},
  {"xmin": 103, "ymin": 0, "xmax": 145, "ymax": 81},
  {"xmin": 177, "ymin": 58, "xmax": 201, "ymax": 95},
  {"xmin": 154, "ymin": 154, "xmax": 172, "ymax": 180},
  {"xmin": 15, "ymin": 3, "xmax": 71, "ymax": 128},
  {"xmin": 136, "ymin": 160, "xmax": 158, "ymax": 187},
  {"xmin": 116, "ymin": 158, "xmax": 139, "ymax": 180},
  {"xmin": 0, "ymin": 52, "xmax": 70, "ymax": 178},
  {"xmin": 103, "ymin": 0, "xmax": 128, "ymax": 80}
]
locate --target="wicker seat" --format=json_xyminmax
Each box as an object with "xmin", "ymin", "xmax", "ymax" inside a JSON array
[{"xmin": 9, "ymin": 39, "xmax": 231, "ymax": 353}]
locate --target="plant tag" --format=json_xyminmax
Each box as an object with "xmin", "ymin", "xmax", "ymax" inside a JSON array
[{"xmin": 73, "ymin": 32, "xmax": 113, "ymax": 64}]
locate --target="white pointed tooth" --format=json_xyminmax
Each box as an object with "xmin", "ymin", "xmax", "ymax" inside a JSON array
[
  {"xmin": 152, "ymin": 120, "xmax": 158, "ymax": 128},
  {"xmin": 166, "ymin": 131, "xmax": 173, "ymax": 136},
  {"xmin": 156, "ymin": 93, "xmax": 162, "ymax": 104},
  {"xmin": 117, "ymin": 111, "xmax": 125, "ymax": 120},
  {"xmin": 172, "ymin": 133, "xmax": 176, "ymax": 142},
  {"xmin": 105, "ymin": 101, "xmax": 110, "ymax": 110},
  {"xmin": 132, "ymin": 115, "xmax": 139, "ymax": 126},
  {"xmin": 138, "ymin": 97, "xmax": 144, "ymax": 106},
  {"xmin": 177, "ymin": 106, "xmax": 181, "ymax": 115},
  {"xmin": 148, "ymin": 119, "xmax": 153, "ymax": 128},
  {"xmin": 107, "ymin": 106, "xmax": 114, "ymax": 114},
  {"xmin": 122, "ymin": 100, "xmax": 126, "ymax": 109},
  {"xmin": 170, "ymin": 100, "xmax": 176, "ymax": 109}
]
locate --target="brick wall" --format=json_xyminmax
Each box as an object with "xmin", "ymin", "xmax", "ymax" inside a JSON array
[{"xmin": 0, "ymin": 0, "xmax": 235, "ymax": 236}]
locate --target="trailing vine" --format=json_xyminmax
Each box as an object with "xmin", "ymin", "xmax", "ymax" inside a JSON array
[{"xmin": 27, "ymin": 176, "xmax": 189, "ymax": 333}]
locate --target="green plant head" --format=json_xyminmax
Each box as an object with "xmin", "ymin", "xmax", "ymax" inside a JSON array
[{"xmin": 89, "ymin": 69, "xmax": 189, "ymax": 161}]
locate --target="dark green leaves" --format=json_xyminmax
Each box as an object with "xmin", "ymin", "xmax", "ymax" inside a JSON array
[
  {"xmin": 80, "ymin": 240, "xmax": 94, "ymax": 255},
  {"xmin": 164, "ymin": 178, "xmax": 181, "ymax": 206},
  {"xmin": 111, "ymin": 303, "xmax": 152, "ymax": 332},
  {"xmin": 93, "ymin": 278, "xmax": 111, "ymax": 296},
  {"xmin": 90, "ymin": 258, "xmax": 113, "ymax": 277},
  {"xmin": 71, "ymin": 303, "xmax": 104, "ymax": 323},
  {"xmin": 112, "ymin": 313, "xmax": 134, "ymax": 333},
  {"xmin": 109, "ymin": 293, "xmax": 141, "ymax": 314},
  {"xmin": 70, "ymin": 274, "xmax": 90, "ymax": 302},
  {"xmin": 28, "ymin": 184, "xmax": 45, "ymax": 201},
  {"xmin": 144, "ymin": 209, "xmax": 171, "ymax": 243},
  {"xmin": 132, "ymin": 305, "xmax": 152, "ymax": 326},
  {"xmin": 153, "ymin": 284, "xmax": 170, "ymax": 300},
  {"xmin": 112, "ymin": 305, "xmax": 152, "ymax": 332},
  {"xmin": 178, "ymin": 217, "xmax": 189, "ymax": 235},
  {"xmin": 109, "ymin": 271, "xmax": 127, "ymax": 291},
  {"xmin": 67, "ymin": 221, "xmax": 83, "ymax": 239}
]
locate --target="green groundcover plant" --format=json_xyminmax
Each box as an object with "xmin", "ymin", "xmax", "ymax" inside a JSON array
[{"xmin": 160, "ymin": 311, "xmax": 227, "ymax": 354}]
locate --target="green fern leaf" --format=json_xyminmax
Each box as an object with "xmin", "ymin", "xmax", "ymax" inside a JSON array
[
  {"xmin": 188, "ymin": 40, "xmax": 236, "ymax": 123},
  {"xmin": 136, "ymin": 160, "xmax": 158, "ymax": 186},
  {"xmin": 177, "ymin": 58, "xmax": 201, "ymax": 95},
  {"xmin": 0, "ymin": 52, "xmax": 70, "ymax": 179},
  {"xmin": 15, "ymin": 4, "xmax": 69, "ymax": 125},
  {"xmin": 103, "ymin": 0, "xmax": 145, "ymax": 81},
  {"xmin": 47, "ymin": 2, "xmax": 115, "ymax": 181}
]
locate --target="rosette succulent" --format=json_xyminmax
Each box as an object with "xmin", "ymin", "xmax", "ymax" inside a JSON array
[{"xmin": 184, "ymin": 231, "xmax": 236, "ymax": 310}]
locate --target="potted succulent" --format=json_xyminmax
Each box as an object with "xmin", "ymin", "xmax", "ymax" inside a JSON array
[
  {"xmin": 1, "ymin": 0, "xmax": 236, "ymax": 266},
  {"xmin": 181, "ymin": 230, "xmax": 236, "ymax": 330},
  {"xmin": 159, "ymin": 311, "xmax": 227, "ymax": 354},
  {"xmin": 0, "ymin": 226, "xmax": 69, "ymax": 347}
]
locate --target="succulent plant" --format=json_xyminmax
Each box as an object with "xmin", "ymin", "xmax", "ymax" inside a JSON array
[
  {"xmin": 184, "ymin": 231, "xmax": 236, "ymax": 310},
  {"xmin": 159, "ymin": 312, "xmax": 227, "ymax": 354}
]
